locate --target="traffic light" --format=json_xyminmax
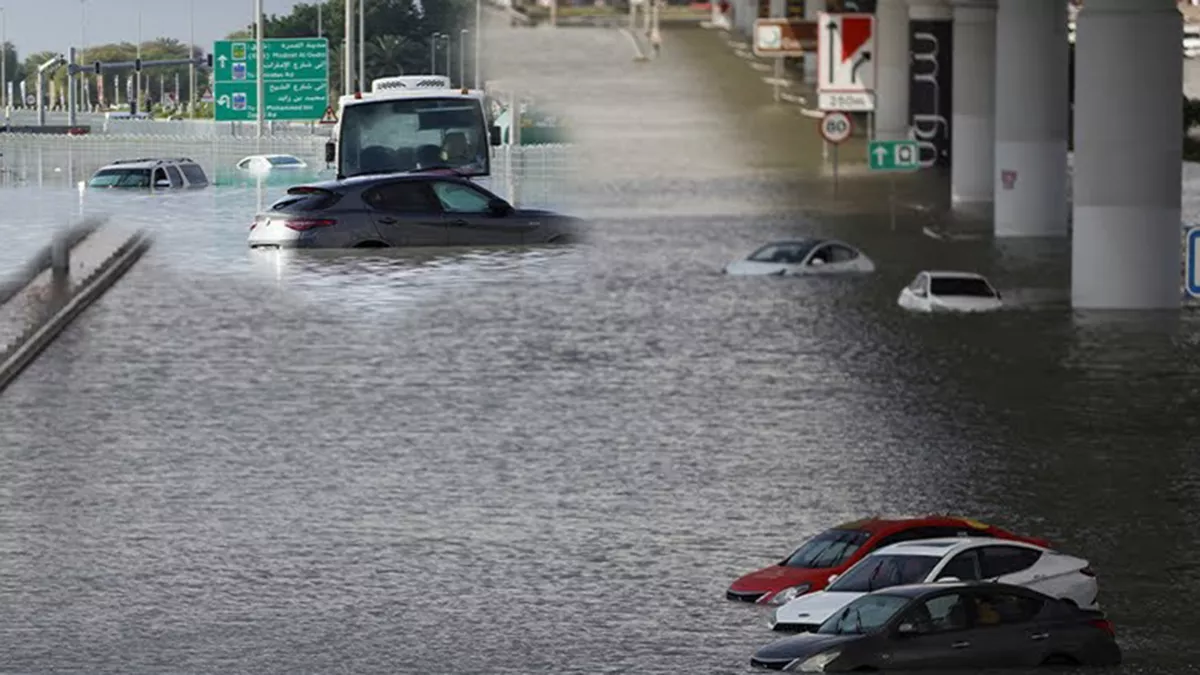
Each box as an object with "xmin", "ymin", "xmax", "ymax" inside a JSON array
[
  {"xmin": 206, "ymin": 53, "xmax": 213, "ymax": 68},
  {"xmin": 93, "ymin": 61, "xmax": 101, "ymax": 75},
  {"xmin": 134, "ymin": 57, "xmax": 142, "ymax": 72}
]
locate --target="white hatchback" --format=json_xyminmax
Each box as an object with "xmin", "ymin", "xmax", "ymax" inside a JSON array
[
  {"xmin": 724, "ymin": 239, "xmax": 875, "ymax": 276},
  {"xmin": 770, "ymin": 538, "xmax": 1099, "ymax": 633},
  {"xmin": 898, "ymin": 270, "xmax": 1003, "ymax": 313},
  {"xmin": 236, "ymin": 154, "xmax": 309, "ymax": 174}
]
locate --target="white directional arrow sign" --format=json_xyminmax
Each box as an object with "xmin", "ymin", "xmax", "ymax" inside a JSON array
[
  {"xmin": 817, "ymin": 12, "xmax": 876, "ymax": 112},
  {"xmin": 217, "ymin": 55, "xmax": 228, "ymax": 68},
  {"xmin": 217, "ymin": 94, "xmax": 230, "ymax": 108}
]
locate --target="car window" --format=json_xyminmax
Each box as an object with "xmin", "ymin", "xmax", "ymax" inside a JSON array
[
  {"xmin": 237, "ymin": 159, "xmax": 250, "ymax": 169},
  {"xmin": 972, "ymin": 590, "xmax": 1044, "ymax": 627},
  {"xmin": 164, "ymin": 165, "xmax": 183, "ymax": 187},
  {"xmin": 825, "ymin": 244, "xmax": 858, "ymax": 263},
  {"xmin": 907, "ymin": 275, "xmax": 924, "ymax": 291},
  {"xmin": 978, "ymin": 546, "xmax": 1042, "ymax": 578},
  {"xmin": 179, "ymin": 163, "xmax": 208, "ymax": 185},
  {"xmin": 431, "ymin": 181, "xmax": 492, "ymax": 213},
  {"xmin": 88, "ymin": 168, "xmax": 151, "ymax": 188},
  {"xmin": 818, "ymin": 594, "xmax": 911, "ymax": 635},
  {"xmin": 364, "ymin": 181, "xmax": 441, "ymax": 212},
  {"xmin": 268, "ymin": 156, "xmax": 303, "ymax": 166},
  {"xmin": 929, "ymin": 276, "xmax": 996, "ymax": 297},
  {"xmin": 827, "ymin": 554, "xmax": 940, "ymax": 592},
  {"xmin": 901, "ymin": 593, "xmax": 971, "ymax": 635},
  {"xmin": 748, "ymin": 242, "xmax": 817, "ymax": 264},
  {"xmin": 152, "ymin": 168, "xmax": 169, "ymax": 186},
  {"xmin": 873, "ymin": 527, "xmax": 944, "ymax": 550},
  {"xmin": 937, "ymin": 550, "xmax": 981, "ymax": 580},
  {"xmin": 781, "ymin": 528, "xmax": 871, "ymax": 569}
]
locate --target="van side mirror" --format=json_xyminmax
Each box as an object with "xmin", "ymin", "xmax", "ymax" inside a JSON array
[
  {"xmin": 489, "ymin": 125, "xmax": 502, "ymax": 146},
  {"xmin": 324, "ymin": 141, "xmax": 336, "ymax": 163}
]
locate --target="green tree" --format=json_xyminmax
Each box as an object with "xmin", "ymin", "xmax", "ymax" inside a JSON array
[{"xmin": 1, "ymin": 41, "xmax": 24, "ymax": 103}]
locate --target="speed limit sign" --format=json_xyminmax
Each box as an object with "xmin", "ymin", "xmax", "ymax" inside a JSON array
[{"xmin": 819, "ymin": 111, "xmax": 853, "ymax": 144}]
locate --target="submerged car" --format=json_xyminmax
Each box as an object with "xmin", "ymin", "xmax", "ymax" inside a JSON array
[
  {"xmin": 727, "ymin": 516, "xmax": 1050, "ymax": 606},
  {"xmin": 248, "ymin": 173, "xmax": 582, "ymax": 249},
  {"xmin": 236, "ymin": 154, "xmax": 309, "ymax": 173},
  {"xmin": 751, "ymin": 582, "xmax": 1120, "ymax": 671},
  {"xmin": 87, "ymin": 157, "xmax": 209, "ymax": 190},
  {"xmin": 771, "ymin": 538, "xmax": 1099, "ymax": 633},
  {"xmin": 723, "ymin": 239, "xmax": 874, "ymax": 276},
  {"xmin": 898, "ymin": 270, "xmax": 1002, "ymax": 313}
]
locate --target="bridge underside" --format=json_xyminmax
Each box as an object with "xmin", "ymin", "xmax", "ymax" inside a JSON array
[{"xmin": 726, "ymin": 0, "xmax": 1184, "ymax": 309}]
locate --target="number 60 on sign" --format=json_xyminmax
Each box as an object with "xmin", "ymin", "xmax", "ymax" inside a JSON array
[{"xmin": 819, "ymin": 111, "xmax": 853, "ymax": 144}]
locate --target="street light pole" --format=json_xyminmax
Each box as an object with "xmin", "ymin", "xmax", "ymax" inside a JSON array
[
  {"xmin": 429, "ymin": 32, "xmax": 439, "ymax": 74},
  {"xmin": 189, "ymin": 0, "xmax": 196, "ymax": 115},
  {"xmin": 136, "ymin": 4, "xmax": 142, "ymax": 114},
  {"xmin": 459, "ymin": 29, "xmax": 467, "ymax": 88},
  {"xmin": 474, "ymin": 0, "xmax": 482, "ymax": 90},
  {"xmin": 443, "ymin": 34, "xmax": 450, "ymax": 81},
  {"xmin": 358, "ymin": 0, "xmax": 365, "ymax": 91},
  {"xmin": 80, "ymin": 0, "xmax": 87, "ymax": 112},
  {"xmin": 255, "ymin": 0, "xmax": 264, "ymax": 137},
  {"xmin": 1, "ymin": 7, "xmax": 7, "ymax": 115},
  {"xmin": 344, "ymin": 0, "xmax": 356, "ymax": 94}
]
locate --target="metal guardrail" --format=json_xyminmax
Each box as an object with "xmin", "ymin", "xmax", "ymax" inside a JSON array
[
  {"xmin": 0, "ymin": 217, "xmax": 104, "ymax": 307},
  {"xmin": 0, "ymin": 225, "xmax": 152, "ymax": 394}
]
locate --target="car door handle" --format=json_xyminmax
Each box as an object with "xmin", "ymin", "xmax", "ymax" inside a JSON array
[
  {"xmin": 950, "ymin": 641, "xmax": 970, "ymax": 649},
  {"xmin": 377, "ymin": 216, "xmax": 397, "ymax": 224},
  {"xmin": 1029, "ymin": 632, "xmax": 1049, "ymax": 641}
]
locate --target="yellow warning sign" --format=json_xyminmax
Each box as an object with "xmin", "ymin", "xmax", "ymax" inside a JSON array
[{"xmin": 319, "ymin": 105, "xmax": 338, "ymax": 124}]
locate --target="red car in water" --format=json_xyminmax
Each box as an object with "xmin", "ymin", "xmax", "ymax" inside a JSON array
[{"xmin": 727, "ymin": 515, "xmax": 1052, "ymax": 605}]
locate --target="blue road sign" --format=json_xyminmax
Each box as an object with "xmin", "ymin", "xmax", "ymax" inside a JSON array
[{"xmin": 1187, "ymin": 228, "xmax": 1200, "ymax": 297}]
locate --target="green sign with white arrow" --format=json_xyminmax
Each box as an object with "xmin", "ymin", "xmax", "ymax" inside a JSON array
[
  {"xmin": 212, "ymin": 38, "xmax": 329, "ymax": 121},
  {"xmin": 867, "ymin": 140, "xmax": 920, "ymax": 172}
]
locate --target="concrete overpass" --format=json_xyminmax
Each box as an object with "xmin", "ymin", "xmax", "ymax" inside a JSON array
[{"xmin": 726, "ymin": 0, "xmax": 1184, "ymax": 310}]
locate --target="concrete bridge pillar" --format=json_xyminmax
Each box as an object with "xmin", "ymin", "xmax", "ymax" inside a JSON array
[
  {"xmin": 875, "ymin": 0, "xmax": 910, "ymax": 140},
  {"xmin": 907, "ymin": 0, "xmax": 953, "ymax": 168},
  {"xmin": 994, "ymin": 0, "xmax": 1069, "ymax": 237},
  {"xmin": 950, "ymin": 0, "xmax": 995, "ymax": 204},
  {"xmin": 1071, "ymin": 0, "xmax": 1183, "ymax": 309}
]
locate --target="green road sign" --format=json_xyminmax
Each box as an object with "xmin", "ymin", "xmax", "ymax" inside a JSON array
[
  {"xmin": 868, "ymin": 140, "xmax": 920, "ymax": 171},
  {"xmin": 212, "ymin": 38, "xmax": 328, "ymax": 121}
]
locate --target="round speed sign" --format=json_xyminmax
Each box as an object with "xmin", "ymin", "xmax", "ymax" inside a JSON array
[{"xmin": 819, "ymin": 111, "xmax": 853, "ymax": 144}]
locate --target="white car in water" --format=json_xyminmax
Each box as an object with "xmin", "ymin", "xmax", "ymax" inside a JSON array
[
  {"xmin": 723, "ymin": 238, "xmax": 875, "ymax": 276},
  {"xmin": 897, "ymin": 270, "xmax": 1003, "ymax": 313},
  {"xmin": 770, "ymin": 538, "xmax": 1099, "ymax": 633},
  {"xmin": 235, "ymin": 154, "xmax": 309, "ymax": 174}
]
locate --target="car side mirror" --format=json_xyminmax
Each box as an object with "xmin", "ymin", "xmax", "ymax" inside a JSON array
[
  {"xmin": 154, "ymin": 179, "xmax": 170, "ymax": 188},
  {"xmin": 827, "ymin": 574, "xmax": 838, "ymax": 584},
  {"xmin": 809, "ymin": 258, "xmax": 825, "ymax": 266},
  {"xmin": 935, "ymin": 575, "xmax": 960, "ymax": 583},
  {"xmin": 324, "ymin": 141, "xmax": 336, "ymax": 163},
  {"xmin": 487, "ymin": 198, "xmax": 512, "ymax": 216},
  {"xmin": 896, "ymin": 622, "xmax": 917, "ymax": 636},
  {"xmin": 490, "ymin": 125, "xmax": 503, "ymax": 146}
]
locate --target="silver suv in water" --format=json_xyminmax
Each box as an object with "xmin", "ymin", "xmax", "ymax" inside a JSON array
[{"xmin": 88, "ymin": 157, "xmax": 210, "ymax": 190}]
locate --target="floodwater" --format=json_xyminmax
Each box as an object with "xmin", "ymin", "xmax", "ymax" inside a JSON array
[{"xmin": 3, "ymin": 16, "xmax": 1200, "ymax": 675}]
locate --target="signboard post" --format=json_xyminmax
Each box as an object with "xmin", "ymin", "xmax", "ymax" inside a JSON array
[
  {"xmin": 212, "ymin": 37, "xmax": 329, "ymax": 122},
  {"xmin": 868, "ymin": 139, "xmax": 919, "ymax": 229},
  {"xmin": 820, "ymin": 111, "xmax": 853, "ymax": 198},
  {"xmin": 1187, "ymin": 227, "xmax": 1200, "ymax": 298},
  {"xmin": 753, "ymin": 18, "xmax": 817, "ymax": 103},
  {"xmin": 817, "ymin": 12, "xmax": 876, "ymax": 112}
]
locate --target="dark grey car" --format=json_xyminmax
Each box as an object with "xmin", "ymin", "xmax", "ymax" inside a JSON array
[
  {"xmin": 248, "ymin": 173, "xmax": 582, "ymax": 249},
  {"xmin": 750, "ymin": 582, "xmax": 1120, "ymax": 671}
]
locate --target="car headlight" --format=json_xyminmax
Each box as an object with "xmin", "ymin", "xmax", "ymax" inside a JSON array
[
  {"xmin": 785, "ymin": 649, "xmax": 841, "ymax": 672},
  {"xmin": 765, "ymin": 583, "xmax": 810, "ymax": 605}
]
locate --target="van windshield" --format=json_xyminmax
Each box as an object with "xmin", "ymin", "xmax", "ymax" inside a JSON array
[
  {"xmin": 89, "ymin": 168, "xmax": 151, "ymax": 188},
  {"xmin": 338, "ymin": 97, "xmax": 490, "ymax": 178}
]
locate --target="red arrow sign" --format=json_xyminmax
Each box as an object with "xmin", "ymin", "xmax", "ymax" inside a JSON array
[{"xmin": 840, "ymin": 15, "xmax": 871, "ymax": 62}]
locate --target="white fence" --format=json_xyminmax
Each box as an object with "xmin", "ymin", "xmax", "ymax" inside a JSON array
[{"xmin": 0, "ymin": 133, "xmax": 578, "ymax": 209}]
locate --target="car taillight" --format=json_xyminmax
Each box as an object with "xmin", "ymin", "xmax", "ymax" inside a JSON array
[
  {"xmin": 1079, "ymin": 565, "xmax": 1096, "ymax": 577},
  {"xmin": 283, "ymin": 218, "xmax": 336, "ymax": 231},
  {"xmin": 1088, "ymin": 618, "xmax": 1115, "ymax": 637}
]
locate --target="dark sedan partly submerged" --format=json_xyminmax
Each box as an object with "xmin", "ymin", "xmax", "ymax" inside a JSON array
[
  {"xmin": 750, "ymin": 581, "xmax": 1120, "ymax": 671},
  {"xmin": 248, "ymin": 172, "xmax": 582, "ymax": 249}
]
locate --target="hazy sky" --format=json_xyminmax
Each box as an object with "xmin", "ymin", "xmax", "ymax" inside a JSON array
[{"xmin": 4, "ymin": 0, "xmax": 312, "ymax": 56}]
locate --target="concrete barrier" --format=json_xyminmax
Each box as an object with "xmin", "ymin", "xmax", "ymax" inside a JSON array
[{"xmin": 0, "ymin": 228, "xmax": 152, "ymax": 394}]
